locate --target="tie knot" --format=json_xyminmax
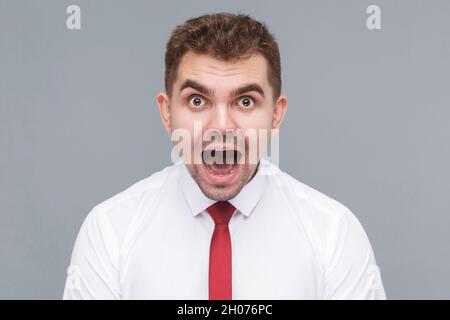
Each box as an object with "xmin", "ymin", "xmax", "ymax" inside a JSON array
[{"xmin": 206, "ymin": 201, "xmax": 236, "ymax": 225}]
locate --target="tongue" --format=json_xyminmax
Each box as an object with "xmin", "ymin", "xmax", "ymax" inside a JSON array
[{"xmin": 208, "ymin": 163, "xmax": 235, "ymax": 175}]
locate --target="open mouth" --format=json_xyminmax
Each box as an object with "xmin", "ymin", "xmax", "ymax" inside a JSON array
[{"xmin": 200, "ymin": 149, "xmax": 243, "ymax": 184}]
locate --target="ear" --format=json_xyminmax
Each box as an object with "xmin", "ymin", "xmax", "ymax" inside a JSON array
[
  {"xmin": 156, "ymin": 92, "xmax": 172, "ymax": 135},
  {"xmin": 272, "ymin": 94, "xmax": 287, "ymax": 130}
]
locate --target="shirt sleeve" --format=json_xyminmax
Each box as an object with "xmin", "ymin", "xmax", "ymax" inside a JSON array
[
  {"xmin": 62, "ymin": 205, "xmax": 121, "ymax": 300},
  {"xmin": 323, "ymin": 208, "xmax": 387, "ymax": 300}
]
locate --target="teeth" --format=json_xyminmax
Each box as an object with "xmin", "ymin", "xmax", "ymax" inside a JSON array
[{"xmin": 202, "ymin": 149, "xmax": 242, "ymax": 165}]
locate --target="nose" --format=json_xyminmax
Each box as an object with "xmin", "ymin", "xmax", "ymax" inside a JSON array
[{"xmin": 206, "ymin": 103, "xmax": 237, "ymax": 135}]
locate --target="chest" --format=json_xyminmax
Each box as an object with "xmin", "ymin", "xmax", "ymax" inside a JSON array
[{"xmin": 120, "ymin": 209, "xmax": 324, "ymax": 299}]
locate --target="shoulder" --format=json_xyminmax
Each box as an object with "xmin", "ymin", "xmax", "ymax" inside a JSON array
[
  {"xmin": 263, "ymin": 158, "xmax": 351, "ymax": 225},
  {"xmin": 79, "ymin": 161, "xmax": 180, "ymax": 245},
  {"xmin": 263, "ymin": 158, "xmax": 372, "ymax": 267}
]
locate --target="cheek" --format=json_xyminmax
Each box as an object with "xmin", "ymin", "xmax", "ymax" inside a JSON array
[
  {"xmin": 171, "ymin": 105, "xmax": 203, "ymax": 131},
  {"xmin": 235, "ymin": 111, "xmax": 273, "ymax": 151},
  {"xmin": 236, "ymin": 109, "xmax": 273, "ymax": 132},
  {"xmin": 170, "ymin": 114, "xmax": 204, "ymax": 152}
]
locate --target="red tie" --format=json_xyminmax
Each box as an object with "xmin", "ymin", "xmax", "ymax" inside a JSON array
[{"xmin": 206, "ymin": 201, "xmax": 236, "ymax": 300}]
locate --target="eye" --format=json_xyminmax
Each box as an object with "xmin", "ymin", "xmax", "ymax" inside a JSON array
[
  {"xmin": 188, "ymin": 95, "xmax": 207, "ymax": 109},
  {"xmin": 237, "ymin": 96, "xmax": 256, "ymax": 109}
]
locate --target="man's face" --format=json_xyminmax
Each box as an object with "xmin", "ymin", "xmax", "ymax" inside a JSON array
[{"xmin": 157, "ymin": 51, "xmax": 287, "ymax": 201}]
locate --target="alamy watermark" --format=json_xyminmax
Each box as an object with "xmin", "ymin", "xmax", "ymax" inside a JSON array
[{"xmin": 170, "ymin": 120, "xmax": 280, "ymax": 167}]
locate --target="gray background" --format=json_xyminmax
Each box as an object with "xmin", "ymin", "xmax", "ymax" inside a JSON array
[{"xmin": 1, "ymin": 0, "xmax": 449, "ymax": 299}]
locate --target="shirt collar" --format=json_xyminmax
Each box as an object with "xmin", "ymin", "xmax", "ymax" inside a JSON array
[{"xmin": 178, "ymin": 158, "xmax": 269, "ymax": 217}]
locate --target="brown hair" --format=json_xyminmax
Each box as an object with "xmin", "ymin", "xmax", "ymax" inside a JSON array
[{"xmin": 164, "ymin": 12, "xmax": 281, "ymax": 102}]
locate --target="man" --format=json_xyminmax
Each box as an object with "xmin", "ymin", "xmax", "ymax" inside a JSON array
[{"xmin": 63, "ymin": 12, "xmax": 386, "ymax": 299}]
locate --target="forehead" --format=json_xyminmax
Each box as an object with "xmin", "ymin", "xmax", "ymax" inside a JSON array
[{"xmin": 175, "ymin": 51, "xmax": 270, "ymax": 92}]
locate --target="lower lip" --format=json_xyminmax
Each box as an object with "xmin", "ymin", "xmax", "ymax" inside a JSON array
[{"xmin": 201, "ymin": 161, "xmax": 241, "ymax": 186}]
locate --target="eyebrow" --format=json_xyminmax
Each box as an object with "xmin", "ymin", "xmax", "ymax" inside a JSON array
[{"xmin": 179, "ymin": 79, "xmax": 265, "ymax": 99}]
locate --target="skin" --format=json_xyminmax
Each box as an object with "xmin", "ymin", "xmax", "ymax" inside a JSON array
[{"xmin": 156, "ymin": 50, "xmax": 287, "ymax": 201}]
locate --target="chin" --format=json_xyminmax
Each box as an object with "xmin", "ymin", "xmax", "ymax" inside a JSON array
[{"xmin": 196, "ymin": 165, "xmax": 248, "ymax": 201}]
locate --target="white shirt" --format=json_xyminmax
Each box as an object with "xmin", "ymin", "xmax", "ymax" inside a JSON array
[{"xmin": 63, "ymin": 157, "xmax": 387, "ymax": 299}]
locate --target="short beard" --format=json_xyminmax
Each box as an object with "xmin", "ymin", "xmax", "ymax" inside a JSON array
[{"xmin": 187, "ymin": 162, "xmax": 258, "ymax": 201}]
